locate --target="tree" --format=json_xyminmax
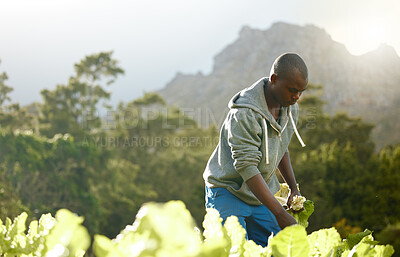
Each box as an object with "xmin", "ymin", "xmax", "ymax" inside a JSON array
[
  {"xmin": 0, "ymin": 131, "xmax": 105, "ymax": 234},
  {"xmin": 0, "ymin": 60, "xmax": 36, "ymax": 132},
  {"xmin": 40, "ymin": 51, "xmax": 124, "ymax": 140},
  {"xmin": 0, "ymin": 159, "xmax": 30, "ymax": 221},
  {"xmin": 0, "ymin": 60, "xmax": 13, "ymax": 107},
  {"xmin": 358, "ymin": 144, "xmax": 400, "ymax": 230}
]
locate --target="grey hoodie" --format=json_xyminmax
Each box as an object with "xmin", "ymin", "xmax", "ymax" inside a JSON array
[{"xmin": 203, "ymin": 77, "xmax": 305, "ymax": 205}]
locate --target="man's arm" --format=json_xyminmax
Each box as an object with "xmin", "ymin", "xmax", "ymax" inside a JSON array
[
  {"xmin": 278, "ymin": 151, "xmax": 301, "ymax": 206},
  {"xmin": 246, "ymin": 174, "xmax": 297, "ymax": 229}
]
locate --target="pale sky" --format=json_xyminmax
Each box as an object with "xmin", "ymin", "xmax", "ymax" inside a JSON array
[{"xmin": 1, "ymin": 0, "xmax": 399, "ymax": 106}]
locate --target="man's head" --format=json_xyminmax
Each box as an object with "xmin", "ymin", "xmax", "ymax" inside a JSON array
[{"xmin": 268, "ymin": 53, "xmax": 308, "ymax": 107}]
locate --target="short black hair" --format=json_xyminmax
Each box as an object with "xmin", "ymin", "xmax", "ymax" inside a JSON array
[{"xmin": 270, "ymin": 53, "xmax": 308, "ymax": 80}]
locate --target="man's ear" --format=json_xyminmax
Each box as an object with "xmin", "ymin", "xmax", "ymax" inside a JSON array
[{"xmin": 270, "ymin": 73, "xmax": 278, "ymax": 83}]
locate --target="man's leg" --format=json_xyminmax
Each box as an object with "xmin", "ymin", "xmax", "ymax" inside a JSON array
[
  {"xmin": 245, "ymin": 204, "xmax": 281, "ymax": 247},
  {"xmin": 205, "ymin": 186, "xmax": 251, "ymax": 233}
]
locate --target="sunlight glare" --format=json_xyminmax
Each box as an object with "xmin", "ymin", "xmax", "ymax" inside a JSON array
[{"xmin": 345, "ymin": 20, "xmax": 388, "ymax": 55}]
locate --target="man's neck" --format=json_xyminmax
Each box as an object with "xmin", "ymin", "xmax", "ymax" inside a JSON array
[{"xmin": 264, "ymin": 81, "xmax": 281, "ymax": 120}]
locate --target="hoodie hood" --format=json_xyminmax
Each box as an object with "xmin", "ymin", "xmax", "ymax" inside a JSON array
[
  {"xmin": 228, "ymin": 77, "xmax": 289, "ymax": 134},
  {"xmin": 229, "ymin": 78, "xmax": 271, "ymax": 118}
]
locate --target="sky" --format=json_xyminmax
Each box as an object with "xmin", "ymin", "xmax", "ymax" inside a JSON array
[{"xmin": 1, "ymin": 0, "xmax": 399, "ymax": 107}]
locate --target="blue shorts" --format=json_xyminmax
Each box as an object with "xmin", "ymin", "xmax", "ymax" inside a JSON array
[{"xmin": 205, "ymin": 186, "xmax": 281, "ymax": 247}]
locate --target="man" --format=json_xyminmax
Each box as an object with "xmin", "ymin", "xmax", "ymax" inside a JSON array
[{"xmin": 203, "ymin": 52, "xmax": 308, "ymax": 247}]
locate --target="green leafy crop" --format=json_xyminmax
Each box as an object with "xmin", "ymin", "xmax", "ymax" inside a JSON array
[
  {"xmin": 0, "ymin": 209, "xmax": 89, "ymax": 257},
  {"xmin": 0, "ymin": 200, "xmax": 394, "ymax": 257}
]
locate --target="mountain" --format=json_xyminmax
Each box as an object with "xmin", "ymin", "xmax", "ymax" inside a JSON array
[{"xmin": 158, "ymin": 22, "xmax": 400, "ymax": 149}]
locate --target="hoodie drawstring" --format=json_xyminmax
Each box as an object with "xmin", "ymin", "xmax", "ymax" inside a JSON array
[
  {"xmin": 262, "ymin": 111, "xmax": 305, "ymax": 165},
  {"xmin": 262, "ymin": 119, "xmax": 269, "ymax": 164},
  {"xmin": 289, "ymin": 111, "xmax": 306, "ymax": 147}
]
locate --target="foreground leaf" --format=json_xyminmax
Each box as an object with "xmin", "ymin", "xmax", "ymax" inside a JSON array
[
  {"xmin": 269, "ymin": 225, "xmax": 310, "ymax": 257},
  {"xmin": 307, "ymin": 227, "xmax": 341, "ymax": 257},
  {"xmin": 346, "ymin": 234, "xmax": 394, "ymax": 257},
  {"xmin": 94, "ymin": 201, "xmax": 204, "ymax": 257},
  {"xmin": 202, "ymin": 208, "xmax": 230, "ymax": 257}
]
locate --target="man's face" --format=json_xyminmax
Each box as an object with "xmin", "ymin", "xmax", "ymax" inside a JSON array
[{"xmin": 272, "ymin": 70, "xmax": 308, "ymax": 107}]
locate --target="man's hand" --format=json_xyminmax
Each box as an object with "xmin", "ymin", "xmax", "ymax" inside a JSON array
[
  {"xmin": 275, "ymin": 208, "xmax": 297, "ymax": 229},
  {"xmin": 246, "ymin": 174, "xmax": 298, "ymax": 229},
  {"xmin": 287, "ymin": 189, "xmax": 303, "ymax": 211}
]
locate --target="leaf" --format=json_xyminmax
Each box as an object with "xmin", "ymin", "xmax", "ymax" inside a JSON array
[
  {"xmin": 68, "ymin": 225, "xmax": 91, "ymax": 256},
  {"xmin": 290, "ymin": 200, "xmax": 314, "ymax": 228},
  {"xmin": 27, "ymin": 220, "xmax": 38, "ymax": 241},
  {"xmin": 5, "ymin": 217, "xmax": 12, "ymax": 231},
  {"xmin": 131, "ymin": 201, "xmax": 202, "ymax": 256},
  {"xmin": 44, "ymin": 209, "xmax": 90, "ymax": 256},
  {"xmin": 347, "ymin": 234, "xmax": 394, "ymax": 257},
  {"xmin": 8, "ymin": 212, "xmax": 27, "ymax": 239},
  {"xmin": 341, "ymin": 249, "xmax": 351, "ymax": 257},
  {"xmin": 37, "ymin": 213, "xmax": 56, "ymax": 235},
  {"xmin": 275, "ymin": 183, "xmax": 290, "ymax": 200},
  {"xmin": 224, "ymin": 215, "xmax": 247, "ymax": 256},
  {"xmin": 95, "ymin": 201, "xmax": 205, "ymax": 257},
  {"xmin": 373, "ymin": 244, "xmax": 395, "ymax": 257},
  {"xmin": 344, "ymin": 229, "xmax": 372, "ymax": 250},
  {"xmin": 269, "ymin": 225, "xmax": 310, "ymax": 257},
  {"xmin": 93, "ymin": 234, "xmax": 121, "ymax": 257},
  {"xmin": 203, "ymin": 208, "xmax": 227, "ymax": 243},
  {"xmin": 307, "ymin": 227, "xmax": 341, "ymax": 257},
  {"xmin": 243, "ymin": 239, "xmax": 268, "ymax": 257}
]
